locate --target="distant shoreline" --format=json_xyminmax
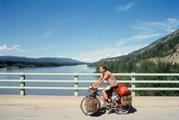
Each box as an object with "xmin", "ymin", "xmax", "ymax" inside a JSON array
[
  {"xmin": 0, "ymin": 56, "xmax": 88, "ymax": 69},
  {"xmin": 0, "ymin": 63, "xmax": 87, "ymax": 69}
]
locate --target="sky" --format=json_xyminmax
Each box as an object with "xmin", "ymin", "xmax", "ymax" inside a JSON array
[{"xmin": 0, "ymin": 0, "xmax": 179, "ymax": 62}]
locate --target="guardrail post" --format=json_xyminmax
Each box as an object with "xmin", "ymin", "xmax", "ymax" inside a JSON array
[
  {"xmin": 131, "ymin": 72, "xmax": 136, "ymax": 96},
  {"xmin": 74, "ymin": 74, "xmax": 79, "ymax": 96},
  {"xmin": 20, "ymin": 74, "xmax": 26, "ymax": 96}
]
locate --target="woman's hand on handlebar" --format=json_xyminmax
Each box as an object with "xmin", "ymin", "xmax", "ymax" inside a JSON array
[
  {"xmin": 92, "ymin": 84, "xmax": 97, "ymax": 89},
  {"xmin": 89, "ymin": 84, "xmax": 97, "ymax": 89}
]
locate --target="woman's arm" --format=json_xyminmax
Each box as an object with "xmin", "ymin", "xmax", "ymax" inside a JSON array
[
  {"xmin": 93, "ymin": 72, "xmax": 109, "ymax": 88},
  {"xmin": 92, "ymin": 75, "xmax": 103, "ymax": 87}
]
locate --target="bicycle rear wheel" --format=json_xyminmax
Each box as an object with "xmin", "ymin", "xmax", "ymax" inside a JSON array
[
  {"xmin": 114, "ymin": 96, "xmax": 132, "ymax": 114},
  {"xmin": 114, "ymin": 104, "xmax": 131, "ymax": 114}
]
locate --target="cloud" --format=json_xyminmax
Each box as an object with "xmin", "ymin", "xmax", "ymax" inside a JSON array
[
  {"xmin": 127, "ymin": 33, "xmax": 162, "ymax": 41},
  {"xmin": 43, "ymin": 22, "xmax": 62, "ymax": 38},
  {"xmin": 0, "ymin": 44, "xmax": 24, "ymax": 52},
  {"xmin": 76, "ymin": 43, "xmax": 147, "ymax": 62},
  {"xmin": 128, "ymin": 18, "xmax": 179, "ymax": 42},
  {"xmin": 76, "ymin": 18, "xmax": 179, "ymax": 62},
  {"xmin": 132, "ymin": 18, "xmax": 179, "ymax": 33},
  {"xmin": 43, "ymin": 16, "xmax": 78, "ymax": 38},
  {"xmin": 80, "ymin": 32, "xmax": 160, "ymax": 62},
  {"xmin": 58, "ymin": 54, "xmax": 64, "ymax": 58},
  {"xmin": 117, "ymin": 2, "xmax": 134, "ymax": 12}
]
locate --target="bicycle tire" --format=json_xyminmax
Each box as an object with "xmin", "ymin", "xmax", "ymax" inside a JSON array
[{"xmin": 80, "ymin": 96, "xmax": 101, "ymax": 116}]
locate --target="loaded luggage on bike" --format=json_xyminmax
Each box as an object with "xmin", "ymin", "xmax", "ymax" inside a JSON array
[{"xmin": 81, "ymin": 84, "xmax": 132, "ymax": 115}]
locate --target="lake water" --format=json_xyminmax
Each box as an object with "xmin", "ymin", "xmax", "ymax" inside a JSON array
[{"xmin": 0, "ymin": 65, "xmax": 105, "ymax": 96}]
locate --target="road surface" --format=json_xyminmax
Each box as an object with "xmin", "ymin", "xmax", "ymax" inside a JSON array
[{"xmin": 0, "ymin": 95, "xmax": 179, "ymax": 120}]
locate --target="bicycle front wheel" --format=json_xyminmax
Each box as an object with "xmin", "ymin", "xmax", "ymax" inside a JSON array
[{"xmin": 80, "ymin": 96, "xmax": 101, "ymax": 116}]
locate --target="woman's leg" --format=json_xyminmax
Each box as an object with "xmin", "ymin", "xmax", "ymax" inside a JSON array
[{"xmin": 102, "ymin": 89, "xmax": 109, "ymax": 102}]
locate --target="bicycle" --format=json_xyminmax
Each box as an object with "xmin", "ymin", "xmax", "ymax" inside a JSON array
[{"xmin": 80, "ymin": 84, "xmax": 132, "ymax": 115}]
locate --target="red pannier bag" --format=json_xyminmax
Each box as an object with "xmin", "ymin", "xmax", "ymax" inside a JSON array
[{"xmin": 115, "ymin": 84, "xmax": 130, "ymax": 97}]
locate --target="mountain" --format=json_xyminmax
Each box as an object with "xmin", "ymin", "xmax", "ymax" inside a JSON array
[
  {"xmin": 90, "ymin": 29, "xmax": 179, "ymax": 73},
  {"xmin": 0, "ymin": 56, "xmax": 86, "ymax": 68}
]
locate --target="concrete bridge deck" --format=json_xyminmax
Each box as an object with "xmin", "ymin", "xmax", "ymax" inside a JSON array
[{"xmin": 0, "ymin": 95, "xmax": 179, "ymax": 120}]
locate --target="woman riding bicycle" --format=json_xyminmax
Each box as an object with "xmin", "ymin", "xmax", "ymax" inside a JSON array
[{"xmin": 92, "ymin": 65, "xmax": 117, "ymax": 105}]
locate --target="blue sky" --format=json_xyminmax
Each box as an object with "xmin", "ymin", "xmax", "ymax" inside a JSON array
[{"xmin": 0, "ymin": 0, "xmax": 179, "ymax": 62}]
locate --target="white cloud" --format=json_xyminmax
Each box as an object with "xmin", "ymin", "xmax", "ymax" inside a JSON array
[
  {"xmin": 117, "ymin": 2, "xmax": 134, "ymax": 12},
  {"xmin": 75, "ymin": 18, "xmax": 179, "ymax": 62},
  {"xmin": 76, "ymin": 43, "xmax": 147, "ymax": 62},
  {"xmin": 0, "ymin": 44, "xmax": 24, "ymax": 52},
  {"xmin": 76, "ymin": 32, "xmax": 162, "ymax": 62},
  {"xmin": 132, "ymin": 18, "xmax": 179, "ymax": 33},
  {"xmin": 129, "ymin": 33, "xmax": 162, "ymax": 41},
  {"xmin": 58, "ymin": 54, "xmax": 64, "ymax": 58},
  {"xmin": 43, "ymin": 16, "xmax": 78, "ymax": 38},
  {"xmin": 43, "ymin": 22, "xmax": 62, "ymax": 38}
]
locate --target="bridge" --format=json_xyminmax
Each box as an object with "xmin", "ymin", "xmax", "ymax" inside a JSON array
[{"xmin": 0, "ymin": 73, "xmax": 179, "ymax": 120}]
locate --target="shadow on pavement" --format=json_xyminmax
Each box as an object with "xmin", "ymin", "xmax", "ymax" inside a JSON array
[
  {"xmin": 129, "ymin": 106, "xmax": 137, "ymax": 113},
  {"xmin": 91, "ymin": 107, "xmax": 106, "ymax": 117},
  {"xmin": 91, "ymin": 106, "xmax": 137, "ymax": 117}
]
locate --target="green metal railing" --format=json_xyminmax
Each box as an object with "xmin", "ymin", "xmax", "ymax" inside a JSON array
[{"xmin": 0, "ymin": 72, "xmax": 179, "ymax": 96}]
